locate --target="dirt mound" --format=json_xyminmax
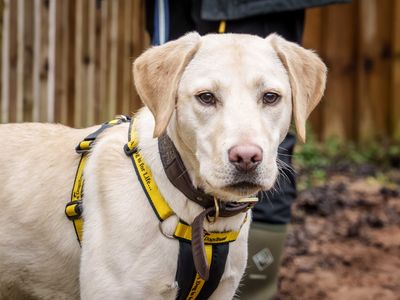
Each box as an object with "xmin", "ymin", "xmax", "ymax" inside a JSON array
[{"xmin": 277, "ymin": 172, "xmax": 400, "ymax": 300}]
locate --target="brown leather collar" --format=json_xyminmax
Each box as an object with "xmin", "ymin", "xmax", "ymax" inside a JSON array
[
  {"xmin": 158, "ymin": 133, "xmax": 258, "ymax": 280},
  {"xmin": 158, "ymin": 133, "xmax": 215, "ymax": 208}
]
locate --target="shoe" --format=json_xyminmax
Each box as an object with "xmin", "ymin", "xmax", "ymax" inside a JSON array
[{"xmin": 238, "ymin": 222, "xmax": 288, "ymax": 300}]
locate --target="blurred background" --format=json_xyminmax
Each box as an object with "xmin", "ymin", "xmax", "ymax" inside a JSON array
[{"xmin": 0, "ymin": 0, "xmax": 399, "ymax": 299}]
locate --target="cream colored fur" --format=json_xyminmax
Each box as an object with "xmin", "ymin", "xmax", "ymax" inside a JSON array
[{"xmin": 0, "ymin": 33, "xmax": 326, "ymax": 299}]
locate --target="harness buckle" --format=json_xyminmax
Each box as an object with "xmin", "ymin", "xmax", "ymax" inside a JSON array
[
  {"xmin": 75, "ymin": 141, "xmax": 92, "ymax": 154},
  {"xmin": 65, "ymin": 200, "xmax": 83, "ymax": 220}
]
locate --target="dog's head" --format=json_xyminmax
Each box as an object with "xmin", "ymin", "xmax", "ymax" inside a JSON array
[{"xmin": 134, "ymin": 33, "xmax": 326, "ymax": 200}]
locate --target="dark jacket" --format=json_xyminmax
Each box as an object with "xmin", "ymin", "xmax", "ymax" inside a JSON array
[{"xmin": 201, "ymin": 0, "xmax": 351, "ymax": 20}]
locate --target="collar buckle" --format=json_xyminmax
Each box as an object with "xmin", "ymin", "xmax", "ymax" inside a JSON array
[{"xmin": 206, "ymin": 197, "xmax": 220, "ymax": 224}]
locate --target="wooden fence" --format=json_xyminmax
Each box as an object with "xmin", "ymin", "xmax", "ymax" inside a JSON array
[
  {"xmin": 304, "ymin": 0, "xmax": 400, "ymax": 142},
  {"xmin": 0, "ymin": 0, "xmax": 399, "ymax": 142},
  {"xmin": 0, "ymin": 0, "xmax": 146, "ymax": 128}
]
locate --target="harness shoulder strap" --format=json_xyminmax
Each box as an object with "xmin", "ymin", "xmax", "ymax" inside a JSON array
[{"xmin": 65, "ymin": 116, "xmax": 130, "ymax": 244}]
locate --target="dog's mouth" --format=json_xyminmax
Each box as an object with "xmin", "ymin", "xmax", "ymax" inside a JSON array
[{"xmin": 222, "ymin": 181, "xmax": 262, "ymax": 196}]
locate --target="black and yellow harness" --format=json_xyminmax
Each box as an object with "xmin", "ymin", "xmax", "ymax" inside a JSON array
[{"xmin": 65, "ymin": 116, "xmax": 256, "ymax": 299}]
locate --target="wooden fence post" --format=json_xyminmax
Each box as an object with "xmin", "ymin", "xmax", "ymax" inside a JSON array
[
  {"xmin": 87, "ymin": 0, "xmax": 96, "ymax": 125},
  {"xmin": 16, "ymin": 0, "xmax": 24, "ymax": 122},
  {"xmin": 23, "ymin": 0, "xmax": 34, "ymax": 122},
  {"xmin": 99, "ymin": 0, "xmax": 109, "ymax": 123},
  {"xmin": 392, "ymin": 0, "xmax": 400, "ymax": 140},
  {"xmin": 108, "ymin": 0, "xmax": 119, "ymax": 120},
  {"xmin": 303, "ymin": 8, "xmax": 324, "ymax": 139},
  {"xmin": 357, "ymin": 0, "xmax": 393, "ymax": 142},
  {"xmin": 47, "ymin": 0, "xmax": 56, "ymax": 123},
  {"xmin": 321, "ymin": 3, "xmax": 356, "ymax": 141},
  {"xmin": 74, "ymin": 0, "xmax": 83, "ymax": 127},
  {"xmin": 1, "ymin": 0, "xmax": 10, "ymax": 123}
]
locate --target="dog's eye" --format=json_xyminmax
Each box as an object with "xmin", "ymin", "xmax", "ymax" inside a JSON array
[
  {"xmin": 262, "ymin": 92, "xmax": 280, "ymax": 105},
  {"xmin": 196, "ymin": 92, "xmax": 216, "ymax": 106}
]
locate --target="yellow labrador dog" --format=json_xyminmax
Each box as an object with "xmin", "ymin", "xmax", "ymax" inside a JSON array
[{"xmin": 0, "ymin": 33, "xmax": 326, "ymax": 299}]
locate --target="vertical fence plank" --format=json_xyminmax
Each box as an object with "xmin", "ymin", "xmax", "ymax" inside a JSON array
[
  {"xmin": 116, "ymin": 0, "xmax": 125, "ymax": 116},
  {"xmin": 53, "ymin": 0, "xmax": 64, "ymax": 123},
  {"xmin": 74, "ymin": 0, "xmax": 83, "ymax": 127},
  {"xmin": 99, "ymin": 0, "xmax": 109, "ymax": 122},
  {"xmin": 303, "ymin": 8, "xmax": 324, "ymax": 139},
  {"xmin": 321, "ymin": 3, "xmax": 356, "ymax": 141},
  {"xmin": 47, "ymin": 0, "xmax": 56, "ymax": 122},
  {"xmin": 122, "ymin": 0, "xmax": 132, "ymax": 116},
  {"xmin": 39, "ymin": 0, "xmax": 49, "ymax": 122},
  {"xmin": 66, "ymin": 0, "xmax": 76, "ymax": 126},
  {"xmin": 23, "ymin": 0, "xmax": 34, "ymax": 122},
  {"xmin": 58, "ymin": 0, "xmax": 70, "ymax": 124},
  {"xmin": 1, "ymin": 0, "xmax": 10, "ymax": 123},
  {"xmin": 32, "ymin": 0, "xmax": 40, "ymax": 122},
  {"xmin": 357, "ymin": 0, "xmax": 393, "ymax": 142},
  {"xmin": 131, "ymin": 0, "xmax": 146, "ymax": 112},
  {"xmin": 16, "ymin": 0, "xmax": 24, "ymax": 122},
  {"xmin": 107, "ymin": 0, "xmax": 119, "ymax": 119},
  {"xmin": 0, "ymin": 0, "xmax": 3, "ymax": 119},
  {"xmin": 86, "ymin": 0, "xmax": 96, "ymax": 125},
  {"xmin": 392, "ymin": 1, "xmax": 400, "ymax": 140},
  {"xmin": 93, "ymin": 0, "xmax": 102, "ymax": 123},
  {"xmin": 8, "ymin": 0, "xmax": 17, "ymax": 122}
]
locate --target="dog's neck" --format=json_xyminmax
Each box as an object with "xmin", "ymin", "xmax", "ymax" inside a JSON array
[{"xmin": 135, "ymin": 108, "xmax": 247, "ymax": 232}]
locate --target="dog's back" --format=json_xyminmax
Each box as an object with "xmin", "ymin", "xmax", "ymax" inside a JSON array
[{"xmin": 0, "ymin": 123, "xmax": 94, "ymax": 299}]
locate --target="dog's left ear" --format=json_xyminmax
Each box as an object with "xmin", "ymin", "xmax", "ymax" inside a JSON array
[
  {"xmin": 133, "ymin": 32, "xmax": 201, "ymax": 138},
  {"xmin": 269, "ymin": 34, "xmax": 327, "ymax": 143}
]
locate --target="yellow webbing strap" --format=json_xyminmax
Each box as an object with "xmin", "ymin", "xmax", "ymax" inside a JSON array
[
  {"xmin": 66, "ymin": 154, "xmax": 88, "ymax": 242},
  {"xmin": 174, "ymin": 221, "xmax": 239, "ymax": 245},
  {"xmin": 126, "ymin": 119, "xmax": 174, "ymax": 221},
  {"xmin": 186, "ymin": 245, "xmax": 213, "ymax": 300},
  {"xmin": 66, "ymin": 116, "xmax": 129, "ymax": 244}
]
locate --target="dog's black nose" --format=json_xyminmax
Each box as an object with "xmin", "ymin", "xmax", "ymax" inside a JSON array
[{"xmin": 228, "ymin": 144, "xmax": 263, "ymax": 172}]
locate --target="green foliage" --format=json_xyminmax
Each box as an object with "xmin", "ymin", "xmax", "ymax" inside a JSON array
[{"xmin": 293, "ymin": 127, "xmax": 400, "ymax": 189}]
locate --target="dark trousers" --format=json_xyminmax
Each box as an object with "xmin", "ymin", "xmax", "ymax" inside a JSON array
[{"xmin": 145, "ymin": 0, "xmax": 303, "ymax": 224}]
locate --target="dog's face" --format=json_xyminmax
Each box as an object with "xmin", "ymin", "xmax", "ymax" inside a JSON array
[{"xmin": 134, "ymin": 33, "xmax": 327, "ymax": 200}]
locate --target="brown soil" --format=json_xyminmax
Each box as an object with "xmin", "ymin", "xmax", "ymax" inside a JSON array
[{"xmin": 277, "ymin": 171, "xmax": 400, "ymax": 300}]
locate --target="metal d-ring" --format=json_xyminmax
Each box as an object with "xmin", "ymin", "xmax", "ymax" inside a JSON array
[
  {"xmin": 206, "ymin": 197, "xmax": 220, "ymax": 224},
  {"xmin": 158, "ymin": 217, "xmax": 175, "ymax": 240}
]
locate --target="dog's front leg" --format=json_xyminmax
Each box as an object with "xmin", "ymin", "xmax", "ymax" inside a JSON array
[{"xmin": 208, "ymin": 276, "xmax": 241, "ymax": 300}]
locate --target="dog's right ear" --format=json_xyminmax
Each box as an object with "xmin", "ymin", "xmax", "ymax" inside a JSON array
[{"xmin": 133, "ymin": 32, "xmax": 201, "ymax": 138}]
